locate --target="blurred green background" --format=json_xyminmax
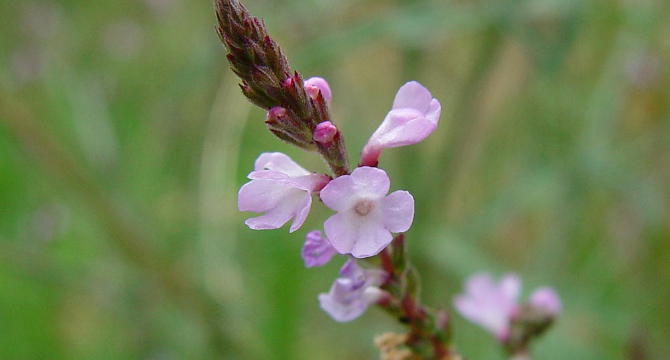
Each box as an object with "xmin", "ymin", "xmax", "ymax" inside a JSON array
[{"xmin": 1, "ymin": 0, "xmax": 669, "ymax": 359}]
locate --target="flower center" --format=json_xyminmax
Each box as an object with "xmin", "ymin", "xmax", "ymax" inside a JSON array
[{"xmin": 354, "ymin": 199, "xmax": 373, "ymax": 216}]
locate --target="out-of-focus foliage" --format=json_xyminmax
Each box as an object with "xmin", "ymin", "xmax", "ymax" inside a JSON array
[{"xmin": 1, "ymin": 0, "xmax": 669, "ymax": 359}]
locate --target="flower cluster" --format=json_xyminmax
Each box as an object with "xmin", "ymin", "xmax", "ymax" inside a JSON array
[
  {"xmin": 453, "ymin": 273, "xmax": 561, "ymax": 347},
  {"xmin": 237, "ymin": 77, "xmax": 440, "ymax": 321}
]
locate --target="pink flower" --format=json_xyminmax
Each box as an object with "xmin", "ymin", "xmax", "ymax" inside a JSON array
[
  {"xmin": 360, "ymin": 81, "xmax": 441, "ymax": 166},
  {"xmin": 301, "ymin": 230, "xmax": 337, "ymax": 268},
  {"xmin": 529, "ymin": 287, "xmax": 562, "ymax": 316},
  {"xmin": 318, "ymin": 259, "xmax": 386, "ymax": 322},
  {"xmin": 453, "ymin": 273, "xmax": 521, "ymax": 341},
  {"xmin": 454, "ymin": 274, "xmax": 563, "ymax": 342},
  {"xmin": 304, "ymin": 76, "xmax": 332, "ymax": 104},
  {"xmin": 319, "ymin": 167, "xmax": 414, "ymax": 258},
  {"xmin": 238, "ymin": 152, "xmax": 330, "ymax": 232}
]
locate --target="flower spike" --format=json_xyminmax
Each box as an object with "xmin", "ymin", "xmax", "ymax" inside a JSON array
[{"xmin": 214, "ymin": 0, "xmax": 349, "ymax": 175}]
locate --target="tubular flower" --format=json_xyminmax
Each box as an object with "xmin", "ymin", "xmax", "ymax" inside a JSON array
[
  {"xmin": 238, "ymin": 152, "xmax": 330, "ymax": 232},
  {"xmin": 301, "ymin": 230, "xmax": 337, "ymax": 268},
  {"xmin": 319, "ymin": 167, "xmax": 414, "ymax": 258},
  {"xmin": 360, "ymin": 81, "xmax": 441, "ymax": 166},
  {"xmin": 318, "ymin": 259, "xmax": 386, "ymax": 322},
  {"xmin": 453, "ymin": 273, "xmax": 521, "ymax": 341}
]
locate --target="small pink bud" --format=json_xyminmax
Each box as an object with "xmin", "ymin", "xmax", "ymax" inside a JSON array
[
  {"xmin": 313, "ymin": 121, "xmax": 338, "ymax": 144},
  {"xmin": 529, "ymin": 287, "xmax": 562, "ymax": 317},
  {"xmin": 304, "ymin": 77, "xmax": 332, "ymax": 104},
  {"xmin": 266, "ymin": 106, "xmax": 288, "ymax": 123}
]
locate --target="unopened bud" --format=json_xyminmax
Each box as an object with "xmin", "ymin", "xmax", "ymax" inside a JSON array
[
  {"xmin": 313, "ymin": 121, "xmax": 338, "ymax": 144},
  {"xmin": 528, "ymin": 287, "xmax": 561, "ymax": 317},
  {"xmin": 304, "ymin": 76, "xmax": 332, "ymax": 104},
  {"xmin": 282, "ymin": 76, "xmax": 295, "ymax": 89},
  {"xmin": 265, "ymin": 106, "xmax": 288, "ymax": 124}
]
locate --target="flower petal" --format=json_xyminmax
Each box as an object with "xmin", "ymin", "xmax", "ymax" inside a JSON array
[
  {"xmin": 321, "ymin": 167, "xmax": 390, "ymax": 211},
  {"xmin": 425, "ymin": 98, "xmax": 441, "ymax": 125},
  {"xmin": 244, "ymin": 189, "xmax": 308, "ymax": 230},
  {"xmin": 382, "ymin": 190, "xmax": 414, "ymax": 233},
  {"xmin": 320, "ymin": 174, "xmax": 357, "ymax": 212},
  {"xmin": 368, "ymin": 111, "xmax": 437, "ymax": 149},
  {"xmin": 392, "ymin": 81, "xmax": 433, "ymax": 113},
  {"xmin": 500, "ymin": 274, "xmax": 521, "ymax": 302},
  {"xmin": 238, "ymin": 179, "xmax": 289, "ymax": 212},
  {"xmin": 301, "ymin": 230, "xmax": 337, "ymax": 267},
  {"xmin": 348, "ymin": 167, "xmax": 391, "ymax": 198},
  {"xmin": 288, "ymin": 194, "xmax": 313, "ymax": 233},
  {"xmin": 254, "ymin": 152, "xmax": 310, "ymax": 176},
  {"xmin": 318, "ymin": 281, "xmax": 368, "ymax": 322},
  {"xmin": 324, "ymin": 211, "xmax": 391, "ymax": 258},
  {"xmin": 318, "ymin": 260, "xmax": 386, "ymax": 322},
  {"xmin": 350, "ymin": 222, "xmax": 393, "ymax": 258},
  {"xmin": 453, "ymin": 273, "xmax": 518, "ymax": 341},
  {"xmin": 323, "ymin": 213, "xmax": 356, "ymax": 254}
]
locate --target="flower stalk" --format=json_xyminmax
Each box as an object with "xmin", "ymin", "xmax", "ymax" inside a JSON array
[
  {"xmin": 217, "ymin": 1, "xmax": 561, "ymax": 358},
  {"xmin": 374, "ymin": 235, "xmax": 455, "ymax": 359}
]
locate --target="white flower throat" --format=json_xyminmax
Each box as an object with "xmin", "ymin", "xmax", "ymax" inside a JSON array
[{"xmin": 354, "ymin": 199, "xmax": 374, "ymax": 216}]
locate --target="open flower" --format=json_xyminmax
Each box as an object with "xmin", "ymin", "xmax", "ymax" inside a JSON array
[
  {"xmin": 453, "ymin": 273, "xmax": 562, "ymax": 342},
  {"xmin": 360, "ymin": 81, "xmax": 441, "ymax": 166},
  {"xmin": 453, "ymin": 273, "xmax": 521, "ymax": 341},
  {"xmin": 238, "ymin": 152, "xmax": 330, "ymax": 232},
  {"xmin": 301, "ymin": 230, "xmax": 337, "ymax": 267},
  {"xmin": 319, "ymin": 167, "xmax": 414, "ymax": 258},
  {"xmin": 318, "ymin": 259, "xmax": 386, "ymax": 322}
]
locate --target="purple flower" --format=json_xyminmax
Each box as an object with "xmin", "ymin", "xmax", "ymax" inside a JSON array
[
  {"xmin": 301, "ymin": 230, "xmax": 337, "ymax": 267},
  {"xmin": 319, "ymin": 167, "xmax": 414, "ymax": 258},
  {"xmin": 529, "ymin": 287, "xmax": 562, "ymax": 316},
  {"xmin": 360, "ymin": 81, "xmax": 441, "ymax": 166},
  {"xmin": 318, "ymin": 259, "xmax": 386, "ymax": 322},
  {"xmin": 304, "ymin": 76, "xmax": 332, "ymax": 104},
  {"xmin": 453, "ymin": 273, "xmax": 521, "ymax": 341},
  {"xmin": 238, "ymin": 152, "xmax": 330, "ymax": 232}
]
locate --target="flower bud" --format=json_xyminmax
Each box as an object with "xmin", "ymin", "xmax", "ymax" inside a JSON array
[
  {"xmin": 304, "ymin": 76, "xmax": 332, "ymax": 104},
  {"xmin": 265, "ymin": 106, "xmax": 288, "ymax": 123},
  {"xmin": 313, "ymin": 121, "xmax": 338, "ymax": 144},
  {"xmin": 528, "ymin": 287, "xmax": 561, "ymax": 317}
]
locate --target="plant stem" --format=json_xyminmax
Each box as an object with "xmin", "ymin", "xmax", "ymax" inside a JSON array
[{"xmin": 374, "ymin": 235, "xmax": 456, "ymax": 359}]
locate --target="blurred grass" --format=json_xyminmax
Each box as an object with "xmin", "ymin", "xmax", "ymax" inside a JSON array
[{"xmin": 1, "ymin": 0, "xmax": 669, "ymax": 359}]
